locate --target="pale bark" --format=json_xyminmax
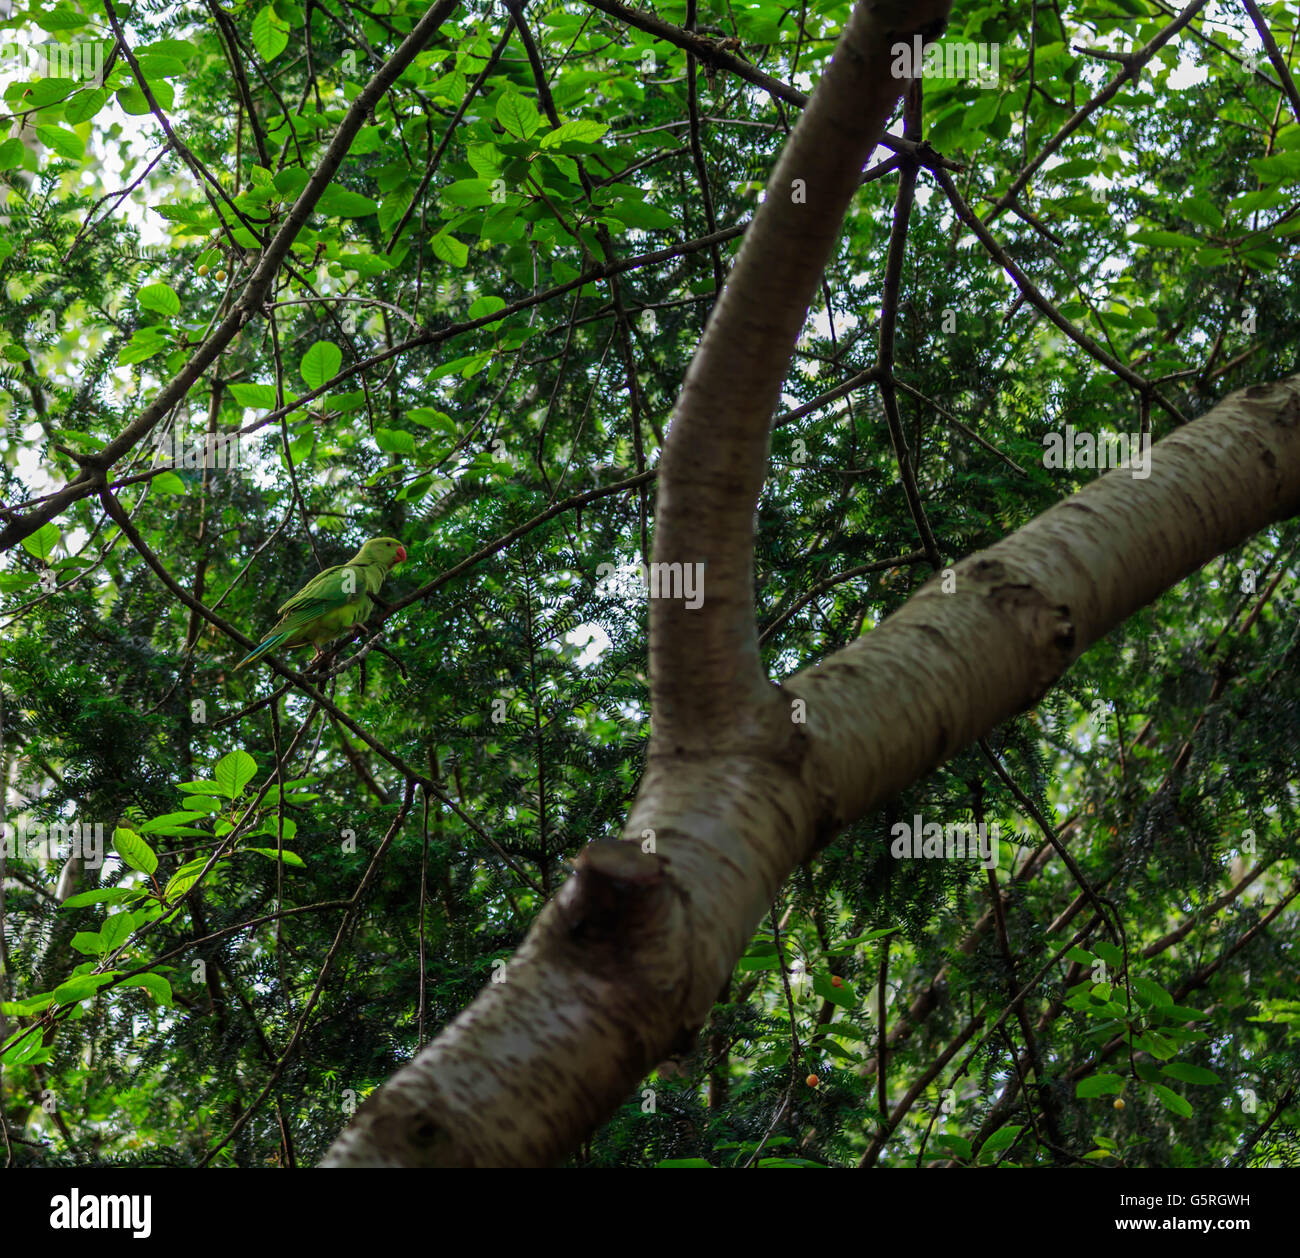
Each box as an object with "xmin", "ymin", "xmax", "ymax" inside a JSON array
[{"xmin": 321, "ymin": 0, "xmax": 1300, "ymax": 1166}]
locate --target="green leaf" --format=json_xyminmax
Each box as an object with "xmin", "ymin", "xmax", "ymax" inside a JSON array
[
  {"xmin": 254, "ymin": 816, "xmax": 297, "ymax": 844},
  {"xmin": 34, "ymin": 7, "xmax": 90, "ymax": 30},
  {"xmin": 70, "ymin": 930, "xmax": 105, "ymax": 956},
  {"xmin": 431, "ymin": 230, "xmax": 469, "ymax": 267},
  {"xmin": 350, "ymin": 126, "xmax": 383, "ymax": 156},
  {"xmin": 139, "ymin": 811, "xmax": 210, "ymax": 836},
  {"xmin": 123, "ymin": 973, "xmax": 174, "ymax": 1006},
  {"xmin": 427, "ymin": 69, "xmax": 467, "ymax": 104},
  {"xmin": 1250, "ymin": 151, "xmax": 1300, "ymax": 183},
  {"xmin": 466, "ymin": 143, "xmax": 503, "ymax": 178},
  {"xmin": 252, "ymin": 5, "xmax": 291, "ymax": 61},
  {"xmin": 1181, "ymin": 197, "xmax": 1223, "ymax": 231},
  {"xmin": 605, "ymin": 196, "xmax": 677, "ymax": 232},
  {"xmin": 467, "ymin": 295, "xmax": 507, "ymax": 320},
  {"xmin": 61, "ymin": 889, "xmax": 140, "ymax": 908},
  {"xmin": 227, "ymin": 382, "xmax": 280, "ymax": 408},
  {"xmin": 1130, "ymin": 229, "xmax": 1200, "ymax": 250},
  {"xmin": 1136, "ymin": 1029, "xmax": 1177, "ymax": 1060},
  {"xmin": 21, "ymin": 522, "xmax": 61, "ymax": 562},
  {"xmin": 2, "ymin": 993, "xmax": 55, "ymax": 1016},
  {"xmin": 378, "ymin": 188, "xmax": 414, "ymax": 238},
  {"xmin": 246, "ymin": 847, "xmax": 306, "ymax": 867},
  {"xmin": 837, "ymin": 927, "xmax": 901, "ymax": 947},
  {"xmin": 113, "ymin": 826, "xmax": 158, "ymax": 876},
  {"xmin": 979, "ymin": 1124, "xmax": 1024, "ymax": 1155},
  {"xmin": 34, "ymin": 124, "xmax": 84, "ymax": 160},
  {"xmin": 116, "ymin": 79, "xmax": 175, "ymax": 114},
  {"xmin": 273, "ymin": 168, "xmax": 310, "ymax": 196},
  {"xmin": 441, "ymin": 179, "xmax": 498, "ymax": 208},
  {"xmin": 539, "ymin": 119, "xmax": 609, "ymax": 150},
  {"xmin": 812, "ymin": 974, "xmax": 856, "ymax": 1008},
  {"xmin": 137, "ymin": 282, "xmax": 180, "ymax": 317},
  {"xmin": 316, "ymin": 185, "xmax": 379, "ymax": 217},
  {"xmin": 496, "ymin": 88, "xmax": 541, "ymax": 140},
  {"xmin": 1149, "ymin": 1083, "xmax": 1193, "ymax": 1118},
  {"xmin": 1160, "ymin": 1063, "xmax": 1220, "ymax": 1085},
  {"xmin": 118, "ymin": 326, "xmax": 170, "ymax": 365},
  {"xmin": 163, "ymin": 858, "xmax": 215, "ymax": 902},
  {"xmin": 1, "ymin": 1030, "xmax": 49, "ymax": 1065},
  {"xmin": 181, "ymin": 795, "xmax": 222, "ymax": 814},
  {"xmin": 374, "ymin": 427, "xmax": 417, "ymax": 456},
  {"xmin": 54, "ymin": 973, "xmax": 116, "ymax": 1004},
  {"xmin": 99, "ymin": 911, "xmax": 140, "ymax": 952},
  {"xmin": 214, "ymin": 750, "xmax": 258, "ymax": 799},
  {"xmin": 1075, "ymin": 1073, "xmax": 1125, "ymax": 1098},
  {"xmin": 301, "ymin": 341, "xmax": 343, "ymax": 390},
  {"xmin": 163, "ymin": 870, "xmax": 202, "ymax": 902},
  {"xmin": 174, "ymin": 779, "xmax": 225, "ymax": 795},
  {"xmin": 0, "ymin": 137, "xmax": 26, "ymax": 170},
  {"xmin": 12, "ymin": 77, "xmax": 77, "ymax": 109},
  {"xmin": 1132, "ymin": 976, "xmax": 1173, "ymax": 1008},
  {"xmin": 932, "ymin": 1134, "xmax": 972, "ymax": 1159}
]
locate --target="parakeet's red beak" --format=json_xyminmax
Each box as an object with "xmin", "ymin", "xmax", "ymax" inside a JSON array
[{"xmin": 396, "ymin": 544, "xmax": 407, "ymax": 563}]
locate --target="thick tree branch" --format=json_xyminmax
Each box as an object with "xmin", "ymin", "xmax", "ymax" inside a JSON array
[{"xmin": 650, "ymin": 0, "xmax": 952, "ymax": 743}]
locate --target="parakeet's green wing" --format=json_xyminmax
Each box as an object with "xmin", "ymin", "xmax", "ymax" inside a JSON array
[
  {"xmin": 234, "ymin": 564, "xmax": 372, "ymax": 670},
  {"xmin": 234, "ymin": 537, "xmax": 404, "ymax": 671},
  {"xmin": 274, "ymin": 562, "xmax": 360, "ymax": 621}
]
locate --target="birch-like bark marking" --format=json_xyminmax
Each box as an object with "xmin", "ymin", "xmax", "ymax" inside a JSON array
[{"xmin": 649, "ymin": 0, "xmax": 955, "ymax": 744}]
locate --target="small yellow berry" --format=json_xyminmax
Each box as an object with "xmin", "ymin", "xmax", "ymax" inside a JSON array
[
  {"xmin": 215, "ymin": 269, "xmax": 227, "ymax": 283},
  {"xmin": 1113, "ymin": 1098, "xmax": 1125, "ymax": 1111},
  {"xmin": 197, "ymin": 264, "xmax": 209, "ymax": 276}
]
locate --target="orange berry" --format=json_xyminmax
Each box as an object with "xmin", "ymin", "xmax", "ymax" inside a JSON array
[
  {"xmin": 806, "ymin": 1074, "xmax": 819, "ymax": 1088},
  {"xmin": 831, "ymin": 975, "xmax": 843, "ymax": 988}
]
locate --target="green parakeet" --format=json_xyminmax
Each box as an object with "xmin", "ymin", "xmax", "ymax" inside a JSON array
[{"xmin": 234, "ymin": 537, "xmax": 406, "ymax": 671}]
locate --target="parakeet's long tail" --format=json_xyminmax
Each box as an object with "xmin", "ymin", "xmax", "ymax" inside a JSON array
[{"xmin": 233, "ymin": 633, "xmax": 287, "ymax": 672}]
